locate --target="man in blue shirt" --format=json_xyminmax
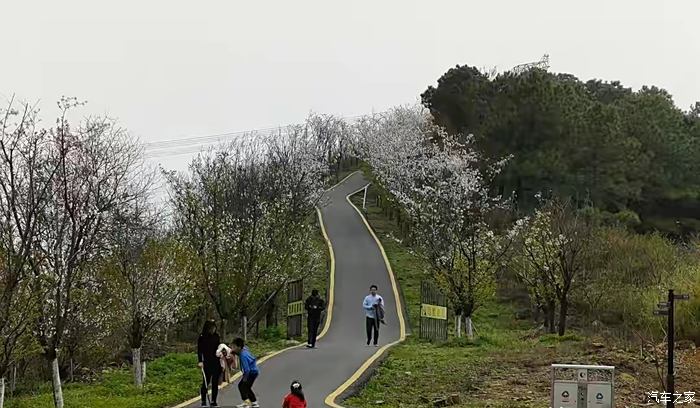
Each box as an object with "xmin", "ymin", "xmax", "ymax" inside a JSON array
[
  {"xmin": 363, "ymin": 284, "xmax": 384, "ymax": 346},
  {"xmin": 232, "ymin": 337, "xmax": 259, "ymax": 408}
]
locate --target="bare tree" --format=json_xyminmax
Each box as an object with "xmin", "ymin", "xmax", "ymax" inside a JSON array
[{"xmin": 29, "ymin": 98, "xmax": 147, "ymax": 407}]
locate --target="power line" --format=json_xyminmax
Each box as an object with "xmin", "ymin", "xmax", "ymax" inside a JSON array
[
  {"xmin": 141, "ymin": 111, "xmax": 385, "ymax": 155},
  {"xmin": 142, "ymin": 126, "xmax": 279, "ymax": 151}
]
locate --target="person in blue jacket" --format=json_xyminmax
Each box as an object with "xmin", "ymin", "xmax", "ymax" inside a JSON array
[{"xmin": 231, "ymin": 337, "xmax": 259, "ymax": 408}]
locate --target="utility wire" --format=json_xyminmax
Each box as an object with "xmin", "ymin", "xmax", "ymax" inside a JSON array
[{"xmin": 141, "ymin": 111, "xmax": 386, "ymax": 158}]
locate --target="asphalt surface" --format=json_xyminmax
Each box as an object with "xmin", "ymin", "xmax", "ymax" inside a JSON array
[{"xmin": 187, "ymin": 172, "xmax": 401, "ymax": 408}]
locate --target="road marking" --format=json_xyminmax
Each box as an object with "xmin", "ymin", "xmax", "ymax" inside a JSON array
[
  {"xmin": 316, "ymin": 206, "xmax": 335, "ymax": 339},
  {"xmin": 327, "ymin": 170, "xmax": 359, "ymax": 191},
  {"xmin": 323, "ymin": 185, "xmax": 407, "ymax": 408},
  {"xmin": 169, "ymin": 178, "xmax": 345, "ymax": 408}
]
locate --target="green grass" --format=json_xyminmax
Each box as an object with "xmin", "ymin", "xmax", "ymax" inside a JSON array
[
  {"xmin": 5, "ymin": 338, "xmax": 292, "ymax": 408},
  {"xmin": 6, "ymin": 353, "xmax": 200, "ymax": 408}
]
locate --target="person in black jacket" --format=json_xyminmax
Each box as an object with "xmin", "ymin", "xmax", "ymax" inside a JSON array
[
  {"xmin": 304, "ymin": 289, "xmax": 325, "ymax": 348},
  {"xmin": 197, "ymin": 320, "xmax": 221, "ymax": 407}
]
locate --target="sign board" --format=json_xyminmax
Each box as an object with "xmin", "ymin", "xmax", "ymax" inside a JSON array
[
  {"xmin": 553, "ymin": 382, "xmax": 578, "ymax": 408},
  {"xmin": 587, "ymin": 383, "xmax": 612, "ymax": 407},
  {"xmin": 421, "ymin": 304, "xmax": 448, "ymax": 320},
  {"xmin": 419, "ymin": 281, "xmax": 448, "ymax": 341}
]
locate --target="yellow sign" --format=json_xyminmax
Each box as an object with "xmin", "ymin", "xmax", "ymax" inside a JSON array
[
  {"xmin": 421, "ymin": 303, "xmax": 447, "ymax": 320},
  {"xmin": 288, "ymin": 301, "xmax": 304, "ymax": 317}
]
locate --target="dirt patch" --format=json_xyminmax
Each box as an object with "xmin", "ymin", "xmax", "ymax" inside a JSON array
[{"xmin": 467, "ymin": 339, "xmax": 700, "ymax": 407}]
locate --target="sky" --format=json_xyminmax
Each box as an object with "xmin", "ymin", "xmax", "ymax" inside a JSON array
[{"xmin": 2, "ymin": 0, "xmax": 699, "ymax": 179}]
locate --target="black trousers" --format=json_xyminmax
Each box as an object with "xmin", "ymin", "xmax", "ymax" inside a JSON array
[
  {"xmin": 238, "ymin": 372, "xmax": 258, "ymax": 402},
  {"xmin": 366, "ymin": 317, "xmax": 379, "ymax": 345},
  {"xmin": 200, "ymin": 363, "xmax": 222, "ymax": 404},
  {"xmin": 307, "ymin": 315, "xmax": 321, "ymax": 347}
]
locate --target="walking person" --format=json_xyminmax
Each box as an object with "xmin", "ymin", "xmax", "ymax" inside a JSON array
[
  {"xmin": 304, "ymin": 289, "xmax": 325, "ymax": 348},
  {"xmin": 282, "ymin": 380, "xmax": 307, "ymax": 408},
  {"xmin": 197, "ymin": 320, "xmax": 222, "ymax": 407},
  {"xmin": 362, "ymin": 284, "xmax": 384, "ymax": 346},
  {"xmin": 231, "ymin": 337, "xmax": 260, "ymax": 408}
]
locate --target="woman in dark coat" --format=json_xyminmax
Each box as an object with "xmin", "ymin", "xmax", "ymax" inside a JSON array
[{"xmin": 197, "ymin": 320, "xmax": 222, "ymax": 407}]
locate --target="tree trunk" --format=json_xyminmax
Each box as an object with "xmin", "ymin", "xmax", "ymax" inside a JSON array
[
  {"xmin": 465, "ymin": 315, "xmax": 474, "ymax": 339},
  {"xmin": 242, "ymin": 316, "xmax": 248, "ymax": 342},
  {"xmin": 133, "ymin": 348, "xmax": 143, "ymax": 388},
  {"xmin": 266, "ymin": 294, "xmax": 277, "ymax": 328},
  {"xmin": 558, "ymin": 296, "xmax": 568, "ymax": 336},
  {"xmin": 69, "ymin": 359, "xmax": 74, "ymax": 383},
  {"xmin": 547, "ymin": 300, "xmax": 556, "ymax": 334},
  {"xmin": 142, "ymin": 361, "xmax": 146, "ymax": 383},
  {"xmin": 456, "ymin": 314, "xmax": 462, "ymax": 338},
  {"xmin": 51, "ymin": 357, "xmax": 64, "ymax": 408},
  {"xmin": 1, "ymin": 377, "xmax": 5, "ymax": 408},
  {"xmin": 532, "ymin": 303, "xmax": 541, "ymax": 324},
  {"xmin": 11, "ymin": 365, "xmax": 16, "ymax": 396},
  {"xmin": 220, "ymin": 318, "xmax": 227, "ymax": 343}
]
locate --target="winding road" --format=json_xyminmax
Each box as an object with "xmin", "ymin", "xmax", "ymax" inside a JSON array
[{"xmin": 181, "ymin": 171, "xmax": 405, "ymax": 408}]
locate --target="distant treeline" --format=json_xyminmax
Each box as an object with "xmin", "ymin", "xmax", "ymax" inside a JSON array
[{"xmin": 422, "ymin": 66, "xmax": 700, "ymax": 237}]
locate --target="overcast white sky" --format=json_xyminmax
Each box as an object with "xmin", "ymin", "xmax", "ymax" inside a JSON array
[{"xmin": 2, "ymin": 0, "xmax": 699, "ymax": 176}]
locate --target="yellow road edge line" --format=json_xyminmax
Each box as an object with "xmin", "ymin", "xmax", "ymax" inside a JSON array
[
  {"xmin": 324, "ymin": 185, "xmax": 407, "ymax": 408},
  {"xmin": 328, "ymin": 170, "xmax": 360, "ymax": 191},
  {"xmin": 170, "ymin": 182, "xmax": 344, "ymax": 408},
  {"xmin": 316, "ymin": 207, "xmax": 336, "ymax": 339}
]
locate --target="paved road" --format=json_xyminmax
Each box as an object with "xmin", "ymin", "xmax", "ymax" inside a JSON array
[{"xmin": 187, "ymin": 172, "xmax": 401, "ymax": 408}]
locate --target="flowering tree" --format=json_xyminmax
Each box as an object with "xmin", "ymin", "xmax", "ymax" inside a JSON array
[
  {"xmin": 103, "ymin": 201, "xmax": 193, "ymax": 387},
  {"xmin": 509, "ymin": 214, "xmax": 559, "ymax": 333},
  {"xmin": 29, "ymin": 98, "xmax": 148, "ymax": 407},
  {"xmin": 353, "ymin": 105, "xmax": 513, "ymax": 338},
  {"xmin": 305, "ymin": 113, "xmax": 352, "ymax": 181},
  {"xmin": 168, "ymin": 125, "xmax": 326, "ymax": 338},
  {"xmin": 0, "ymin": 98, "xmax": 57, "ymax": 399},
  {"xmin": 511, "ymin": 196, "xmax": 596, "ymax": 335}
]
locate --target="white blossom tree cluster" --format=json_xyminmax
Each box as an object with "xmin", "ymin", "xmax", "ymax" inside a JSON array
[
  {"xmin": 0, "ymin": 101, "xmax": 354, "ymax": 406},
  {"xmin": 0, "ymin": 97, "xmax": 195, "ymax": 407},
  {"xmin": 305, "ymin": 113, "xmax": 353, "ymax": 182},
  {"xmin": 166, "ymin": 120, "xmax": 337, "ymax": 342},
  {"xmin": 352, "ymin": 105, "xmax": 514, "ymax": 338},
  {"xmin": 351, "ymin": 106, "xmax": 596, "ymax": 338}
]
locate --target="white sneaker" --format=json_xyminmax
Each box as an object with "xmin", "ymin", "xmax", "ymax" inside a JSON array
[
  {"xmin": 236, "ymin": 403, "xmax": 251, "ymax": 408},
  {"xmin": 251, "ymin": 402, "xmax": 260, "ymax": 408}
]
